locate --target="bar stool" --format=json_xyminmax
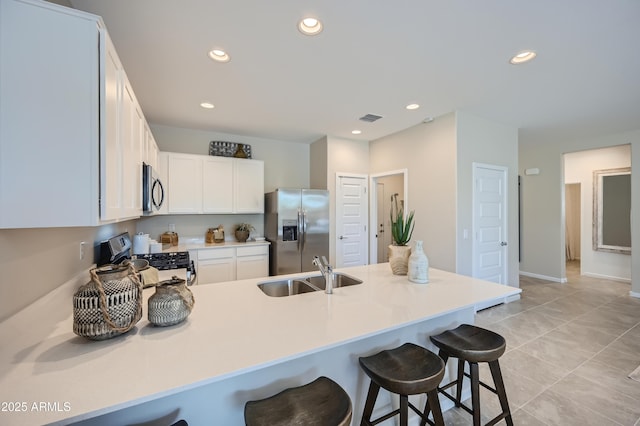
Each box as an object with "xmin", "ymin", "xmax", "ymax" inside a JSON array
[
  {"xmin": 359, "ymin": 342, "xmax": 445, "ymax": 426},
  {"xmin": 244, "ymin": 376, "xmax": 352, "ymax": 426},
  {"xmin": 430, "ymin": 324, "xmax": 513, "ymax": 426}
]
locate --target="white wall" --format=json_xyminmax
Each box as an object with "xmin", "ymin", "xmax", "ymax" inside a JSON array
[
  {"xmin": 370, "ymin": 113, "xmax": 458, "ymax": 272},
  {"xmin": 310, "ymin": 136, "xmax": 328, "ymax": 189},
  {"xmin": 564, "ymin": 145, "xmax": 631, "ymax": 281},
  {"xmin": 520, "ymin": 128, "xmax": 639, "ymax": 296},
  {"xmin": 0, "ymin": 221, "xmax": 134, "ymax": 321},
  {"xmin": 455, "ymin": 111, "xmax": 520, "ymax": 286}
]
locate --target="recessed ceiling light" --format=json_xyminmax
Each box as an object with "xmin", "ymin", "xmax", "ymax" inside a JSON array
[
  {"xmin": 406, "ymin": 103, "xmax": 420, "ymax": 110},
  {"xmin": 200, "ymin": 102, "xmax": 215, "ymax": 109},
  {"xmin": 208, "ymin": 49, "xmax": 230, "ymax": 63},
  {"xmin": 351, "ymin": 130, "xmax": 362, "ymax": 135},
  {"xmin": 509, "ymin": 50, "xmax": 536, "ymax": 64},
  {"xmin": 298, "ymin": 17, "xmax": 323, "ymax": 35}
]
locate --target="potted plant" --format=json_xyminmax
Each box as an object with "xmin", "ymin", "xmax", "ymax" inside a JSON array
[
  {"xmin": 235, "ymin": 223, "xmax": 255, "ymax": 243},
  {"xmin": 388, "ymin": 195, "xmax": 415, "ymax": 275}
]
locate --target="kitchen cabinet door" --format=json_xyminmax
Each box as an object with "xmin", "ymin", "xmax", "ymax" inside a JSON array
[
  {"xmin": 202, "ymin": 157, "xmax": 233, "ymax": 213},
  {"xmin": 234, "ymin": 159, "xmax": 264, "ymax": 213},
  {"xmin": 120, "ymin": 77, "xmax": 143, "ymax": 219},
  {"xmin": 0, "ymin": 0, "xmax": 101, "ymax": 227},
  {"xmin": 167, "ymin": 153, "xmax": 202, "ymax": 213},
  {"xmin": 236, "ymin": 245, "xmax": 269, "ymax": 280},
  {"xmin": 144, "ymin": 124, "xmax": 159, "ymax": 169},
  {"xmin": 197, "ymin": 248, "xmax": 236, "ymax": 284},
  {"xmin": 100, "ymin": 34, "xmax": 123, "ymax": 222}
]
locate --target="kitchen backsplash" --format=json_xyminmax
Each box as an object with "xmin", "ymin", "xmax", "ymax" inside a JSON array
[{"xmin": 135, "ymin": 214, "xmax": 265, "ymax": 244}]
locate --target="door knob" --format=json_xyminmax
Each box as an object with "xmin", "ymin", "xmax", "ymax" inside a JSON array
[
  {"xmin": 339, "ymin": 235, "xmax": 347, "ymax": 240},
  {"xmin": 500, "ymin": 241, "xmax": 508, "ymax": 246}
]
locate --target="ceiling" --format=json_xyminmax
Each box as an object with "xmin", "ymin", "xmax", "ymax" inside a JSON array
[{"xmin": 69, "ymin": 0, "xmax": 640, "ymax": 144}]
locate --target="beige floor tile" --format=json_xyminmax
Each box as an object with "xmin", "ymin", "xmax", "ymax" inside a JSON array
[
  {"xmin": 574, "ymin": 358, "xmax": 640, "ymax": 400},
  {"xmin": 550, "ymin": 321, "xmax": 619, "ymax": 354},
  {"xmin": 606, "ymin": 334, "xmax": 640, "ymax": 360},
  {"xmin": 519, "ymin": 333, "xmax": 593, "ymax": 372},
  {"xmin": 549, "ymin": 373, "xmax": 640, "ymax": 425},
  {"xmin": 521, "ymin": 388, "xmax": 623, "ymax": 426},
  {"xmin": 500, "ymin": 348, "xmax": 566, "ymax": 388},
  {"xmin": 512, "ymin": 408, "xmax": 548, "ymax": 426},
  {"xmin": 591, "ymin": 346, "xmax": 640, "ymax": 374}
]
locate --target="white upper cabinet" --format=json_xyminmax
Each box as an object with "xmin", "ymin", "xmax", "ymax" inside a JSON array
[
  {"xmin": 0, "ymin": 0, "xmax": 152, "ymax": 228},
  {"xmin": 234, "ymin": 159, "xmax": 264, "ymax": 213},
  {"xmin": 0, "ymin": 0, "xmax": 100, "ymax": 227},
  {"xmin": 203, "ymin": 156, "xmax": 234, "ymax": 213},
  {"xmin": 165, "ymin": 152, "xmax": 264, "ymax": 214},
  {"xmin": 167, "ymin": 153, "xmax": 203, "ymax": 213}
]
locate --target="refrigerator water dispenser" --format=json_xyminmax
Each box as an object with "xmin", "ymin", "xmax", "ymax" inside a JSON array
[{"xmin": 282, "ymin": 220, "xmax": 298, "ymax": 241}]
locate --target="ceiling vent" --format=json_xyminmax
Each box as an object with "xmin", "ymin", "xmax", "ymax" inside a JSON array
[{"xmin": 359, "ymin": 114, "xmax": 383, "ymax": 123}]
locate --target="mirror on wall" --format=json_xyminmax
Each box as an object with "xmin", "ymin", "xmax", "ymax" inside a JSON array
[{"xmin": 593, "ymin": 167, "xmax": 631, "ymax": 254}]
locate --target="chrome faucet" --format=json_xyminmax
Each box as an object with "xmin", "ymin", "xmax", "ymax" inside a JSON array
[{"xmin": 313, "ymin": 255, "xmax": 334, "ymax": 294}]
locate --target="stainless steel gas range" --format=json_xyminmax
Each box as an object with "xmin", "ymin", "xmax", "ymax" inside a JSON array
[
  {"xmin": 138, "ymin": 251, "xmax": 197, "ymax": 286},
  {"xmin": 99, "ymin": 233, "xmax": 196, "ymax": 286}
]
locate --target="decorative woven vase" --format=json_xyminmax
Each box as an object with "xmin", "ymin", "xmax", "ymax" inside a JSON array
[
  {"xmin": 388, "ymin": 245, "xmax": 412, "ymax": 275},
  {"xmin": 73, "ymin": 263, "xmax": 143, "ymax": 340},
  {"xmin": 148, "ymin": 277, "xmax": 195, "ymax": 327}
]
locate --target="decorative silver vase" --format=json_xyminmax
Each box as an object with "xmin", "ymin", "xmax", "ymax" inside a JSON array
[{"xmin": 148, "ymin": 277, "xmax": 195, "ymax": 327}]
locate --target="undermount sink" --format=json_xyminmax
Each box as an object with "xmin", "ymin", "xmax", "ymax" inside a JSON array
[
  {"xmin": 257, "ymin": 273, "xmax": 363, "ymax": 297},
  {"xmin": 304, "ymin": 273, "xmax": 363, "ymax": 290},
  {"xmin": 257, "ymin": 279, "xmax": 320, "ymax": 297}
]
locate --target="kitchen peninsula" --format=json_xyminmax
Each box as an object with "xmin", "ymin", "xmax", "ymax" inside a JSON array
[{"xmin": 0, "ymin": 263, "xmax": 520, "ymax": 425}]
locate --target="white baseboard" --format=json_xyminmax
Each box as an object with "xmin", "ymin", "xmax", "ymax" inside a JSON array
[
  {"xmin": 582, "ymin": 272, "xmax": 631, "ymax": 283},
  {"xmin": 630, "ymin": 291, "xmax": 640, "ymax": 299},
  {"xmin": 519, "ymin": 271, "xmax": 566, "ymax": 283}
]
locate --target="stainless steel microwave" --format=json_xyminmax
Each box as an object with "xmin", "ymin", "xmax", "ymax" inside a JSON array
[{"xmin": 142, "ymin": 163, "xmax": 165, "ymax": 214}]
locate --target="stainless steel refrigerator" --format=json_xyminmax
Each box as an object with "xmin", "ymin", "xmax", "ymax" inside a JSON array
[{"xmin": 265, "ymin": 188, "xmax": 330, "ymax": 275}]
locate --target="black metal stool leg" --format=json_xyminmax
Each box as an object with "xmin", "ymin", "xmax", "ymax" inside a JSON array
[
  {"xmin": 427, "ymin": 389, "xmax": 445, "ymax": 426},
  {"xmin": 489, "ymin": 360, "xmax": 513, "ymax": 426},
  {"xmin": 470, "ymin": 362, "xmax": 481, "ymax": 426},
  {"xmin": 361, "ymin": 381, "xmax": 380, "ymax": 426},
  {"xmin": 399, "ymin": 394, "xmax": 408, "ymax": 426},
  {"xmin": 455, "ymin": 359, "xmax": 465, "ymax": 406}
]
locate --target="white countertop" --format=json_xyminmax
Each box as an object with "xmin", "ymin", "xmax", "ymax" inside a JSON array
[{"xmin": 0, "ymin": 263, "xmax": 520, "ymax": 425}]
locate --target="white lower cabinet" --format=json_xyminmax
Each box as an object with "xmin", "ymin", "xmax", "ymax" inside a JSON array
[
  {"xmin": 197, "ymin": 248, "xmax": 236, "ymax": 284},
  {"xmin": 196, "ymin": 245, "xmax": 269, "ymax": 285},
  {"xmin": 236, "ymin": 245, "xmax": 269, "ymax": 280}
]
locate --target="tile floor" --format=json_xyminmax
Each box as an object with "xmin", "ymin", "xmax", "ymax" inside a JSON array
[{"xmin": 442, "ymin": 261, "xmax": 640, "ymax": 426}]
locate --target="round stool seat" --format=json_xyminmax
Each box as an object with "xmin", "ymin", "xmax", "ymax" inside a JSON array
[
  {"xmin": 430, "ymin": 324, "xmax": 505, "ymax": 363},
  {"xmin": 359, "ymin": 342, "xmax": 445, "ymax": 396},
  {"xmin": 244, "ymin": 376, "xmax": 352, "ymax": 426}
]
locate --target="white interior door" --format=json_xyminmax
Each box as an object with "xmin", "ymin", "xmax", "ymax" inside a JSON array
[
  {"xmin": 472, "ymin": 163, "xmax": 508, "ymax": 287},
  {"xmin": 336, "ymin": 175, "xmax": 368, "ymax": 268}
]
